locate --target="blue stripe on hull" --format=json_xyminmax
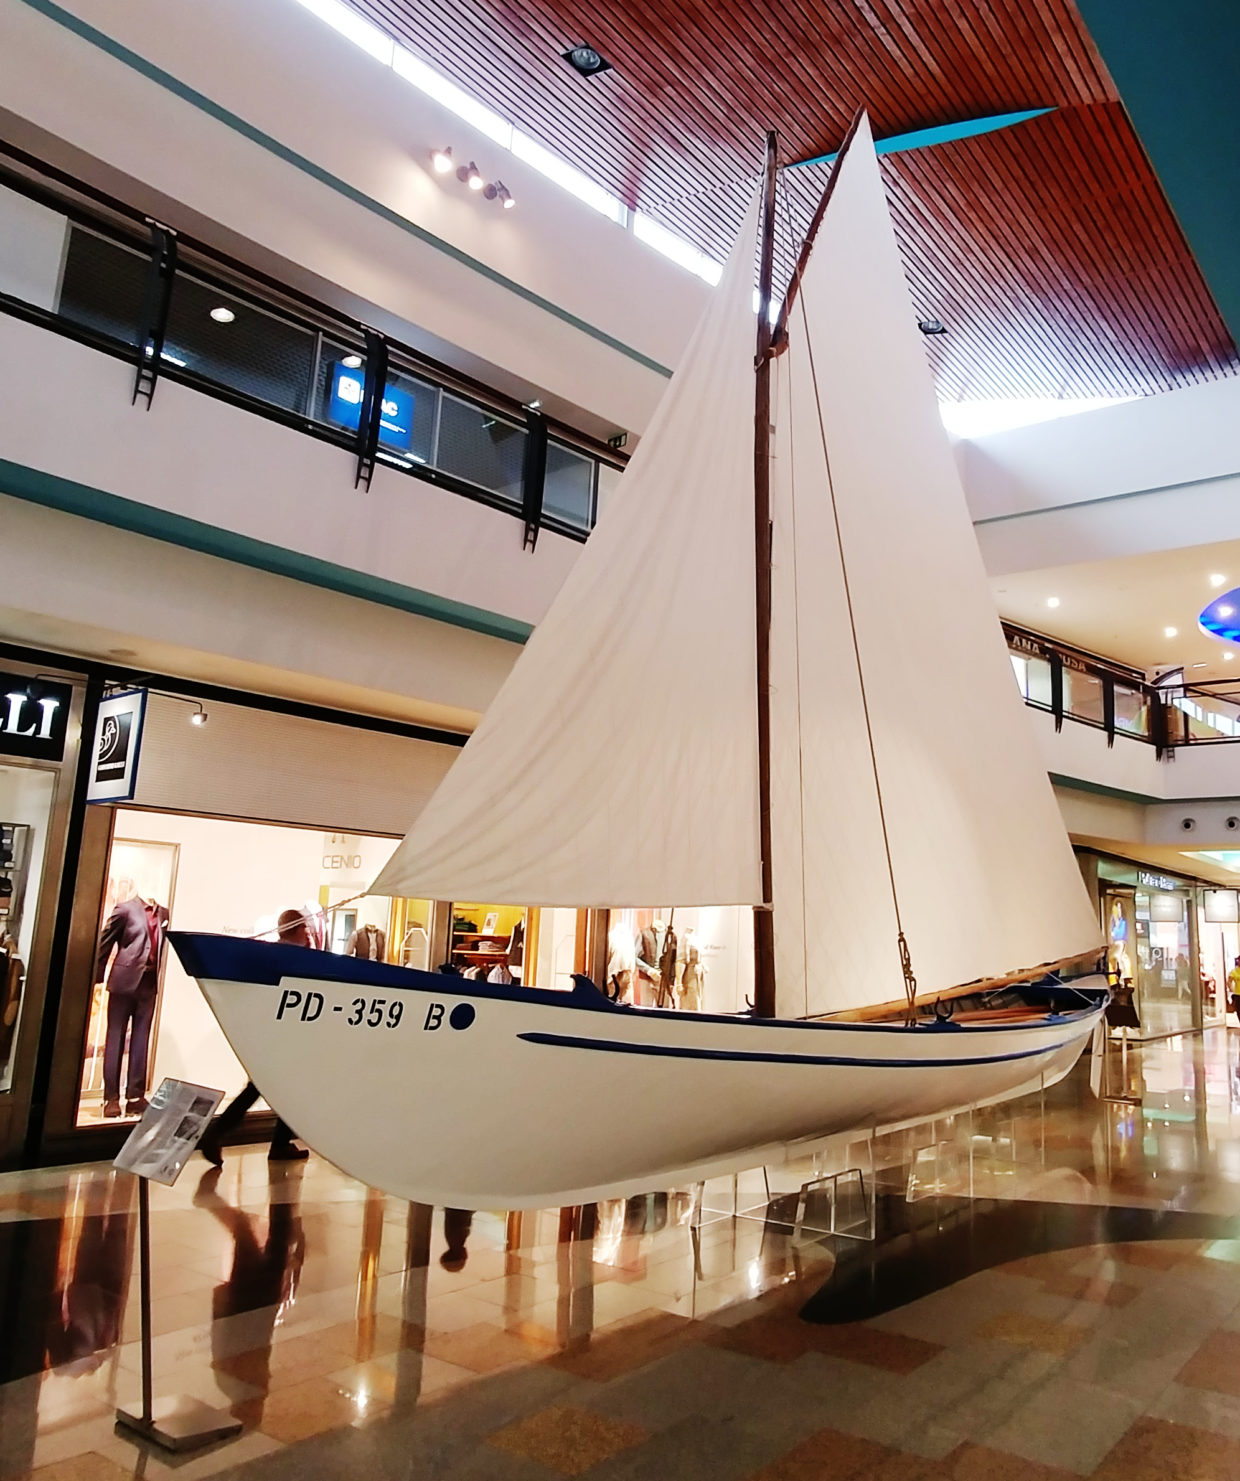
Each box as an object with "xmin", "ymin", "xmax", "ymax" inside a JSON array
[
  {"xmin": 516, "ymin": 1031, "xmax": 1081, "ymax": 1069},
  {"xmin": 169, "ymin": 931, "xmax": 1105, "ymax": 1035}
]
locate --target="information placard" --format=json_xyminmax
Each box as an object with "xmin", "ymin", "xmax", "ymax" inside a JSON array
[{"xmin": 113, "ymin": 1078, "xmax": 223, "ymax": 1186}]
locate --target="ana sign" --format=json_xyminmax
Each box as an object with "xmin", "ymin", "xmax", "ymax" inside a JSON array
[
  {"xmin": 87, "ymin": 689, "xmax": 148, "ymax": 803},
  {"xmin": 328, "ymin": 365, "xmax": 415, "ymax": 453},
  {"xmin": 0, "ymin": 673, "xmax": 72, "ymax": 762}
]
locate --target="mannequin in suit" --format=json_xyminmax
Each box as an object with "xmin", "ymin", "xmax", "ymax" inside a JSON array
[
  {"xmin": 345, "ymin": 923, "xmax": 386, "ymax": 961},
  {"xmin": 96, "ymin": 896, "xmax": 169, "ymax": 1118}
]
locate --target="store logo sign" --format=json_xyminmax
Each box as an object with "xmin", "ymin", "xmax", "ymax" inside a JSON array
[
  {"xmin": 1138, "ymin": 869, "xmax": 1179, "ymax": 892},
  {"xmin": 87, "ymin": 689, "xmax": 148, "ymax": 804},
  {"xmin": 0, "ymin": 673, "xmax": 72, "ymax": 762},
  {"xmin": 328, "ymin": 364, "xmax": 415, "ymax": 452}
]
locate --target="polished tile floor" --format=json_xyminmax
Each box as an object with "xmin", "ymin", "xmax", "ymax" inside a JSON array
[{"xmin": 5, "ymin": 1029, "xmax": 1240, "ymax": 1479}]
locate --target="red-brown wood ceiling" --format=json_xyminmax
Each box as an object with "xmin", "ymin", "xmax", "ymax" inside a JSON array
[{"xmin": 347, "ymin": 0, "xmax": 1237, "ymax": 401}]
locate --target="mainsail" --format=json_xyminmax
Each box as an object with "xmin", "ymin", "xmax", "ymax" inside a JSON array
[
  {"xmin": 374, "ymin": 113, "xmax": 1100, "ymax": 1020},
  {"xmin": 372, "ymin": 201, "xmax": 764, "ymax": 907},
  {"xmin": 768, "ymin": 115, "xmax": 1100, "ymax": 1018}
]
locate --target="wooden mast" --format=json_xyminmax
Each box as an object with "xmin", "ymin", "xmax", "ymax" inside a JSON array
[{"xmin": 752, "ymin": 130, "xmax": 779, "ymax": 1019}]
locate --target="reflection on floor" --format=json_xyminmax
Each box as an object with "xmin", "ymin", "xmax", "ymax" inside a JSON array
[{"xmin": 5, "ymin": 1029, "xmax": 1240, "ymax": 1478}]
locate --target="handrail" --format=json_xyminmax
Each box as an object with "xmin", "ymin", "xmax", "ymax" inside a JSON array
[
  {"xmin": 1005, "ymin": 622, "xmax": 1240, "ymax": 753},
  {"xmin": 0, "ymin": 139, "xmax": 626, "ymax": 544}
]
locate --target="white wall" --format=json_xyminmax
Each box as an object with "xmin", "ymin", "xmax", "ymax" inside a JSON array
[
  {"xmin": 959, "ymin": 379, "xmax": 1240, "ymax": 575},
  {"xmin": 0, "ymin": 314, "xmax": 576, "ymax": 629},
  {"xmin": 1, "ymin": 495, "xmax": 522, "ymax": 730},
  {"xmin": 131, "ymin": 693, "xmax": 457, "ymax": 838},
  {"xmin": 0, "ymin": 0, "xmax": 707, "ymax": 437}
]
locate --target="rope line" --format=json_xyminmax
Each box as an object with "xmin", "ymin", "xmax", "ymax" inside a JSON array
[
  {"xmin": 797, "ymin": 282, "xmax": 919, "ymax": 1020},
  {"xmin": 776, "ymin": 169, "xmax": 813, "ymax": 1020}
]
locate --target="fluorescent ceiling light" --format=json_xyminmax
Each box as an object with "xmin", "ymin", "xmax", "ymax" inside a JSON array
[
  {"xmin": 394, "ymin": 46, "xmax": 513, "ymax": 147},
  {"xmin": 294, "ymin": 0, "xmax": 394, "ymax": 64}
]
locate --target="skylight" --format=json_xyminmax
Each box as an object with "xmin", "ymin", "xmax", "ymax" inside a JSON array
[
  {"xmin": 938, "ymin": 396, "xmax": 1137, "ymax": 440},
  {"xmin": 633, "ymin": 212, "xmax": 723, "ymax": 285}
]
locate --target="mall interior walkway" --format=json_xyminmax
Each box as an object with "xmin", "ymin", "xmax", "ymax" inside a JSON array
[{"xmin": 4, "ymin": 1029, "xmax": 1240, "ymax": 1480}]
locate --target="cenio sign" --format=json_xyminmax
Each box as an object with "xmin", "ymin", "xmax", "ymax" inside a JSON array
[{"xmin": 0, "ymin": 673, "xmax": 72, "ymax": 762}]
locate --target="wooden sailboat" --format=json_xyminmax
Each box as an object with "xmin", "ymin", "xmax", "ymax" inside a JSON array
[{"xmin": 170, "ymin": 114, "xmax": 1106, "ymax": 1210}]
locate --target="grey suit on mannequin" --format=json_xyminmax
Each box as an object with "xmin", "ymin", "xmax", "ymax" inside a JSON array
[{"xmin": 96, "ymin": 897, "xmax": 169, "ymax": 1114}]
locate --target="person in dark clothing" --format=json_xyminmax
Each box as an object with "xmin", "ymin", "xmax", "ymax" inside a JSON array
[
  {"xmin": 200, "ymin": 909, "xmax": 313, "ymax": 1164},
  {"xmin": 440, "ymin": 1208, "xmax": 473, "ymax": 1272}
]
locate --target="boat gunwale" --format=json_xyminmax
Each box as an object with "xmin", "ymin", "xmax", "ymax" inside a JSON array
[{"xmin": 171, "ymin": 931, "xmax": 1107, "ymax": 1036}]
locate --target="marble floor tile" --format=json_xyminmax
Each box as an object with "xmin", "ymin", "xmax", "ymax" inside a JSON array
[
  {"xmin": 1174, "ymin": 1328, "xmax": 1240, "ymax": 1398},
  {"xmin": 487, "ymin": 1404, "xmax": 647, "ymax": 1475},
  {"xmin": 978, "ymin": 1377, "xmax": 1145, "ymax": 1475},
  {"xmin": 1090, "ymin": 1415, "xmax": 1240, "ymax": 1481}
]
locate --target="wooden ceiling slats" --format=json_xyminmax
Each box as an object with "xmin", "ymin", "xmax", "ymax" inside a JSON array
[{"xmin": 345, "ymin": 0, "xmax": 1239, "ymax": 399}]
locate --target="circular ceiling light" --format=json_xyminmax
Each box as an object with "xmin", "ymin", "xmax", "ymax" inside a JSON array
[
  {"xmin": 209, "ymin": 306, "xmax": 236, "ymax": 324},
  {"xmin": 341, "ymin": 354, "xmax": 363, "ymax": 369},
  {"xmin": 1046, "ymin": 596, "xmax": 1060, "ymax": 609},
  {"xmin": 1210, "ymin": 573, "xmax": 1227, "ymax": 587},
  {"xmin": 563, "ymin": 44, "xmax": 612, "ymax": 77},
  {"xmin": 1164, "ymin": 626, "xmax": 1178, "ymax": 638}
]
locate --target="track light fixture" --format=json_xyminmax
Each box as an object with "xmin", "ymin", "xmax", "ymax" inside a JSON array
[
  {"xmin": 484, "ymin": 181, "xmax": 516, "ymax": 209},
  {"xmin": 458, "ymin": 161, "xmax": 484, "ymax": 190},
  {"xmin": 431, "ymin": 146, "xmax": 453, "ymax": 174}
]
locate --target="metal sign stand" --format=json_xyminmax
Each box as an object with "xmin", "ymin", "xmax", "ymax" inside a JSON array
[
  {"xmin": 112, "ymin": 1078, "xmax": 242, "ymax": 1454},
  {"xmin": 115, "ymin": 1178, "xmax": 243, "ymax": 1453}
]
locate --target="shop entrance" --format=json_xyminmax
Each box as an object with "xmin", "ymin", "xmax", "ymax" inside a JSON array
[
  {"xmin": 76, "ymin": 809, "xmax": 419, "ymax": 1128},
  {"xmin": 1099, "ymin": 861, "xmax": 1201, "ymax": 1041}
]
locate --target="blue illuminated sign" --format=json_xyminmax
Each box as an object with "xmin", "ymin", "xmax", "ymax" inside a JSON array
[{"xmin": 329, "ymin": 365, "xmax": 415, "ymax": 453}]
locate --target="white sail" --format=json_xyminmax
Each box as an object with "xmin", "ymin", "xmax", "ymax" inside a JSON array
[
  {"xmin": 770, "ymin": 115, "xmax": 1100, "ymax": 1019},
  {"xmin": 373, "ymin": 200, "xmax": 764, "ymax": 907}
]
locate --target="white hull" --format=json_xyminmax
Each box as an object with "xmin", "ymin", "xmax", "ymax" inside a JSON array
[{"xmin": 176, "ymin": 935, "xmax": 1105, "ymax": 1209}]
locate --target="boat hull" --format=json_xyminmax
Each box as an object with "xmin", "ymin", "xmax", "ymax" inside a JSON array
[{"xmin": 171, "ymin": 933, "xmax": 1106, "ymax": 1209}]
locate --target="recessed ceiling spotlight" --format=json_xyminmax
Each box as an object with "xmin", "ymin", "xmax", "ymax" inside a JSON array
[
  {"xmin": 918, "ymin": 318, "xmax": 948, "ymax": 336},
  {"xmin": 1226, "ymin": 652, "xmax": 1235, "ymax": 661},
  {"xmin": 458, "ymin": 161, "xmax": 484, "ymax": 190},
  {"xmin": 1046, "ymin": 596, "xmax": 1060, "ymax": 609},
  {"xmin": 1220, "ymin": 605, "xmax": 1235, "ymax": 618},
  {"xmin": 563, "ymin": 44, "xmax": 612, "ymax": 77},
  {"xmin": 1210, "ymin": 573, "xmax": 1227, "ymax": 587},
  {"xmin": 341, "ymin": 354, "xmax": 363, "ymax": 369},
  {"xmin": 431, "ymin": 146, "xmax": 453, "ymax": 174},
  {"xmin": 209, "ymin": 306, "xmax": 236, "ymax": 324},
  {"xmin": 1164, "ymin": 626, "xmax": 1178, "ymax": 638}
]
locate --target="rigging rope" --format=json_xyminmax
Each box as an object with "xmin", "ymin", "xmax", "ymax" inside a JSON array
[
  {"xmin": 775, "ymin": 170, "xmax": 812, "ymax": 1019},
  {"xmin": 795, "ymin": 282, "xmax": 920, "ymax": 1022}
]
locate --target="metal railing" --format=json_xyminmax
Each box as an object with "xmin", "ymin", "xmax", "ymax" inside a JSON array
[
  {"xmin": 1005, "ymin": 623, "xmax": 1240, "ymax": 755},
  {"xmin": 0, "ymin": 140, "xmax": 625, "ymax": 545}
]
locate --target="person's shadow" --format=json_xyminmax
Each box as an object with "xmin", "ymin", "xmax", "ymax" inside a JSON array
[
  {"xmin": 193, "ymin": 1163, "xmax": 305, "ymax": 1420},
  {"xmin": 44, "ymin": 1174, "xmax": 133, "ymax": 1378}
]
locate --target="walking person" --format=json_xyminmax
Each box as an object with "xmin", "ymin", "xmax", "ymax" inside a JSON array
[{"xmin": 200, "ymin": 909, "xmax": 314, "ymax": 1164}]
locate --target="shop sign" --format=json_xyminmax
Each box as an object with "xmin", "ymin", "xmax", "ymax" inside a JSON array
[
  {"xmin": 1004, "ymin": 628, "xmax": 1091, "ymax": 674},
  {"xmin": 1138, "ymin": 869, "xmax": 1181, "ymax": 892},
  {"xmin": 86, "ymin": 689, "xmax": 148, "ymax": 804},
  {"xmin": 328, "ymin": 364, "xmax": 415, "ymax": 452},
  {"xmin": 0, "ymin": 672, "xmax": 72, "ymax": 762}
]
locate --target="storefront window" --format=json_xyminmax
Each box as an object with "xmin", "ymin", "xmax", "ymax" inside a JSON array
[
  {"xmin": 447, "ymin": 902, "xmax": 528, "ymax": 982},
  {"xmin": 1, "ymin": 764, "xmax": 57, "ymax": 1093},
  {"xmin": 604, "ymin": 907, "xmax": 753, "ymax": 1013},
  {"xmin": 78, "ymin": 810, "xmax": 401, "ymax": 1126},
  {"xmin": 1198, "ymin": 890, "xmax": 1238, "ymax": 1025}
]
